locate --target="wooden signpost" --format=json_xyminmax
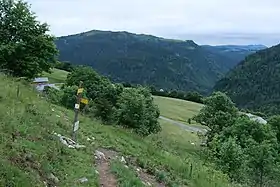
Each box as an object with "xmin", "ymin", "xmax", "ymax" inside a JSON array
[{"xmin": 72, "ymin": 82, "xmax": 89, "ymax": 141}]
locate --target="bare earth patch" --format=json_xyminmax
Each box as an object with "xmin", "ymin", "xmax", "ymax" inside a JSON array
[
  {"xmin": 95, "ymin": 148, "xmax": 166, "ymax": 187},
  {"xmin": 95, "ymin": 148, "xmax": 118, "ymax": 187}
]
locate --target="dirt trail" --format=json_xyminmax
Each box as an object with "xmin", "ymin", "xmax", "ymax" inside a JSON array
[
  {"xmin": 95, "ymin": 148, "xmax": 166, "ymax": 187},
  {"xmin": 95, "ymin": 149, "xmax": 118, "ymax": 187}
]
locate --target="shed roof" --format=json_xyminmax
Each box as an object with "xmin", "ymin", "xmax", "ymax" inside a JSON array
[{"xmin": 33, "ymin": 77, "xmax": 49, "ymax": 83}]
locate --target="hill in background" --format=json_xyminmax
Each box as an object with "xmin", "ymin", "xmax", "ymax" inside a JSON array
[
  {"xmin": 203, "ymin": 44, "xmax": 267, "ymax": 68},
  {"xmin": 56, "ymin": 30, "xmax": 245, "ymax": 94},
  {"xmin": 214, "ymin": 44, "xmax": 280, "ymax": 115}
]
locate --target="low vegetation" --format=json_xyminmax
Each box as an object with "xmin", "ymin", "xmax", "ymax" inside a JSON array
[
  {"xmin": 42, "ymin": 69, "xmax": 69, "ymax": 83},
  {"xmin": 110, "ymin": 161, "xmax": 144, "ymax": 187},
  {"xmin": 154, "ymin": 96, "xmax": 203, "ymax": 124}
]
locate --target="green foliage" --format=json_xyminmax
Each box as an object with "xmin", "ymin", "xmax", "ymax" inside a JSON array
[
  {"xmin": 110, "ymin": 161, "xmax": 145, "ymax": 187},
  {"xmin": 155, "ymin": 170, "xmax": 168, "ymax": 183},
  {"xmin": 115, "ymin": 87, "xmax": 161, "ymax": 136},
  {"xmin": 92, "ymin": 96, "xmax": 115, "ymax": 123},
  {"xmin": 54, "ymin": 61, "xmax": 75, "ymax": 72},
  {"xmin": 66, "ymin": 66, "xmax": 111, "ymax": 100},
  {"xmin": 66, "ymin": 67, "xmax": 123, "ymax": 123},
  {"xmin": 245, "ymin": 140, "xmax": 278, "ymax": 187},
  {"xmin": 195, "ymin": 92, "xmax": 280, "ymax": 186},
  {"xmin": 0, "ymin": 0, "xmax": 57, "ymax": 78},
  {"xmin": 268, "ymin": 115, "xmax": 280, "ymax": 143},
  {"xmin": 148, "ymin": 86, "xmax": 204, "ymax": 104},
  {"xmin": 56, "ymin": 30, "xmax": 240, "ymax": 94},
  {"xmin": 43, "ymin": 86, "xmax": 62, "ymax": 105},
  {"xmin": 61, "ymin": 66, "xmax": 161, "ymax": 136},
  {"xmin": 194, "ymin": 92, "xmax": 238, "ymax": 143},
  {"xmin": 43, "ymin": 85, "xmax": 85, "ymax": 110},
  {"xmin": 203, "ymin": 45, "xmax": 267, "ymax": 69},
  {"xmin": 224, "ymin": 117, "xmax": 276, "ymax": 148},
  {"xmin": 60, "ymin": 86, "xmax": 79, "ymax": 109},
  {"xmin": 214, "ymin": 44, "xmax": 280, "ymax": 115},
  {"xmin": 212, "ymin": 137, "xmax": 245, "ymax": 182}
]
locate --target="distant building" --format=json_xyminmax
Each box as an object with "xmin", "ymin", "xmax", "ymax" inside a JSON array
[
  {"xmin": 33, "ymin": 77, "xmax": 49, "ymax": 84},
  {"xmin": 33, "ymin": 77, "xmax": 59, "ymax": 91}
]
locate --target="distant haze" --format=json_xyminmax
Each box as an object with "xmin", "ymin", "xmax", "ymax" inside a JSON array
[{"xmin": 27, "ymin": 0, "xmax": 280, "ymax": 46}]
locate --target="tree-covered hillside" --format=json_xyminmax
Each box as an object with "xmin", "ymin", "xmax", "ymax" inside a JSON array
[
  {"xmin": 203, "ymin": 45, "xmax": 267, "ymax": 69},
  {"xmin": 55, "ymin": 30, "xmax": 237, "ymax": 94},
  {"xmin": 214, "ymin": 44, "xmax": 280, "ymax": 115}
]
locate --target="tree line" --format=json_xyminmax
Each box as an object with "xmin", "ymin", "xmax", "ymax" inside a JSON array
[
  {"xmin": 55, "ymin": 61, "xmax": 205, "ymax": 104},
  {"xmin": 121, "ymin": 83, "xmax": 205, "ymax": 104},
  {"xmin": 195, "ymin": 92, "xmax": 280, "ymax": 187},
  {"xmin": 214, "ymin": 43, "xmax": 280, "ymax": 116}
]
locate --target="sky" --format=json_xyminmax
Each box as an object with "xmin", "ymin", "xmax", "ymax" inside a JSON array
[{"xmin": 27, "ymin": 0, "xmax": 280, "ymax": 46}]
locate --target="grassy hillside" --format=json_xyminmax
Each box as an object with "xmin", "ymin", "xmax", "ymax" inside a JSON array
[
  {"xmin": 0, "ymin": 74, "xmax": 239, "ymax": 187},
  {"xmin": 153, "ymin": 96, "xmax": 203, "ymax": 123},
  {"xmin": 42, "ymin": 69, "xmax": 69, "ymax": 83}
]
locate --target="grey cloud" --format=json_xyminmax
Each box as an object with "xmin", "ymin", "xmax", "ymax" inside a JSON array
[{"xmin": 27, "ymin": 0, "xmax": 280, "ymax": 45}]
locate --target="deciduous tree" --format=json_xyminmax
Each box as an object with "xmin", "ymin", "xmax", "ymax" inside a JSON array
[{"xmin": 0, "ymin": 0, "xmax": 57, "ymax": 78}]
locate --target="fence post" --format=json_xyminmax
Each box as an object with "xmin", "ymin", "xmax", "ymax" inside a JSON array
[
  {"xmin": 17, "ymin": 85, "xmax": 20, "ymax": 98},
  {"xmin": 189, "ymin": 163, "xmax": 193, "ymax": 178}
]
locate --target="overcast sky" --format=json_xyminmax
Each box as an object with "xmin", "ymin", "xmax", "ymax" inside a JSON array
[{"xmin": 27, "ymin": 0, "xmax": 280, "ymax": 46}]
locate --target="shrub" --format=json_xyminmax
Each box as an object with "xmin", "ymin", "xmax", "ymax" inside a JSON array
[
  {"xmin": 43, "ymin": 86, "xmax": 62, "ymax": 105},
  {"xmin": 115, "ymin": 87, "xmax": 161, "ymax": 136}
]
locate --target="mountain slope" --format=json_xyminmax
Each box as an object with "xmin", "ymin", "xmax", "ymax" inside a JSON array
[
  {"xmin": 55, "ymin": 30, "xmax": 237, "ymax": 94},
  {"xmin": 202, "ymin": 45, "xmax": 267, "ymax": 68},
  {"xmin": 214, "ymin": 44, "xmax": 280, "ymax": 115}
]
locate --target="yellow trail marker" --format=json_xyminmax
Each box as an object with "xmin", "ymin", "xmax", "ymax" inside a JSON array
[
  {"xmin": 77, "ymin": 88, "xmax": 84, "ymax": 94},
  {"xmin": 81, "ymin": 98, "xmax": 89, "ymax": 105}
]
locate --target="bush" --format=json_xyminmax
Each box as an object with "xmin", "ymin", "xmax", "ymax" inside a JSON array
[
  {"xmin": 43, "ymin": 86, "xmax": 62, "ymax": 105},
  {"xmin": 92, "ymin": 96, "xmax": 116, "ymax": 123},
  {"xmin": 60, "ymin": 86, "xmax": 79, "ymax": 109},
  {"xmin": 63, "ymin": 66, "xmax": 161, "ymax": 136},
  {"xmin": 115, "ymin": 87, "xmax": 161, "ymax": 136}
]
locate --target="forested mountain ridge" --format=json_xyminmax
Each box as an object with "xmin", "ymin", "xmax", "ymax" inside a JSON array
[
  {"xmin": 214, "ymin": 44, "xmax": 280, "ymax": 115},
  {"xmin": 202, "ymin": 44, "xmax": 267, "ymax": 68},
  {"xmin": 55, "ymin": 30, "xmax": 238, "ymax": 94}
]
